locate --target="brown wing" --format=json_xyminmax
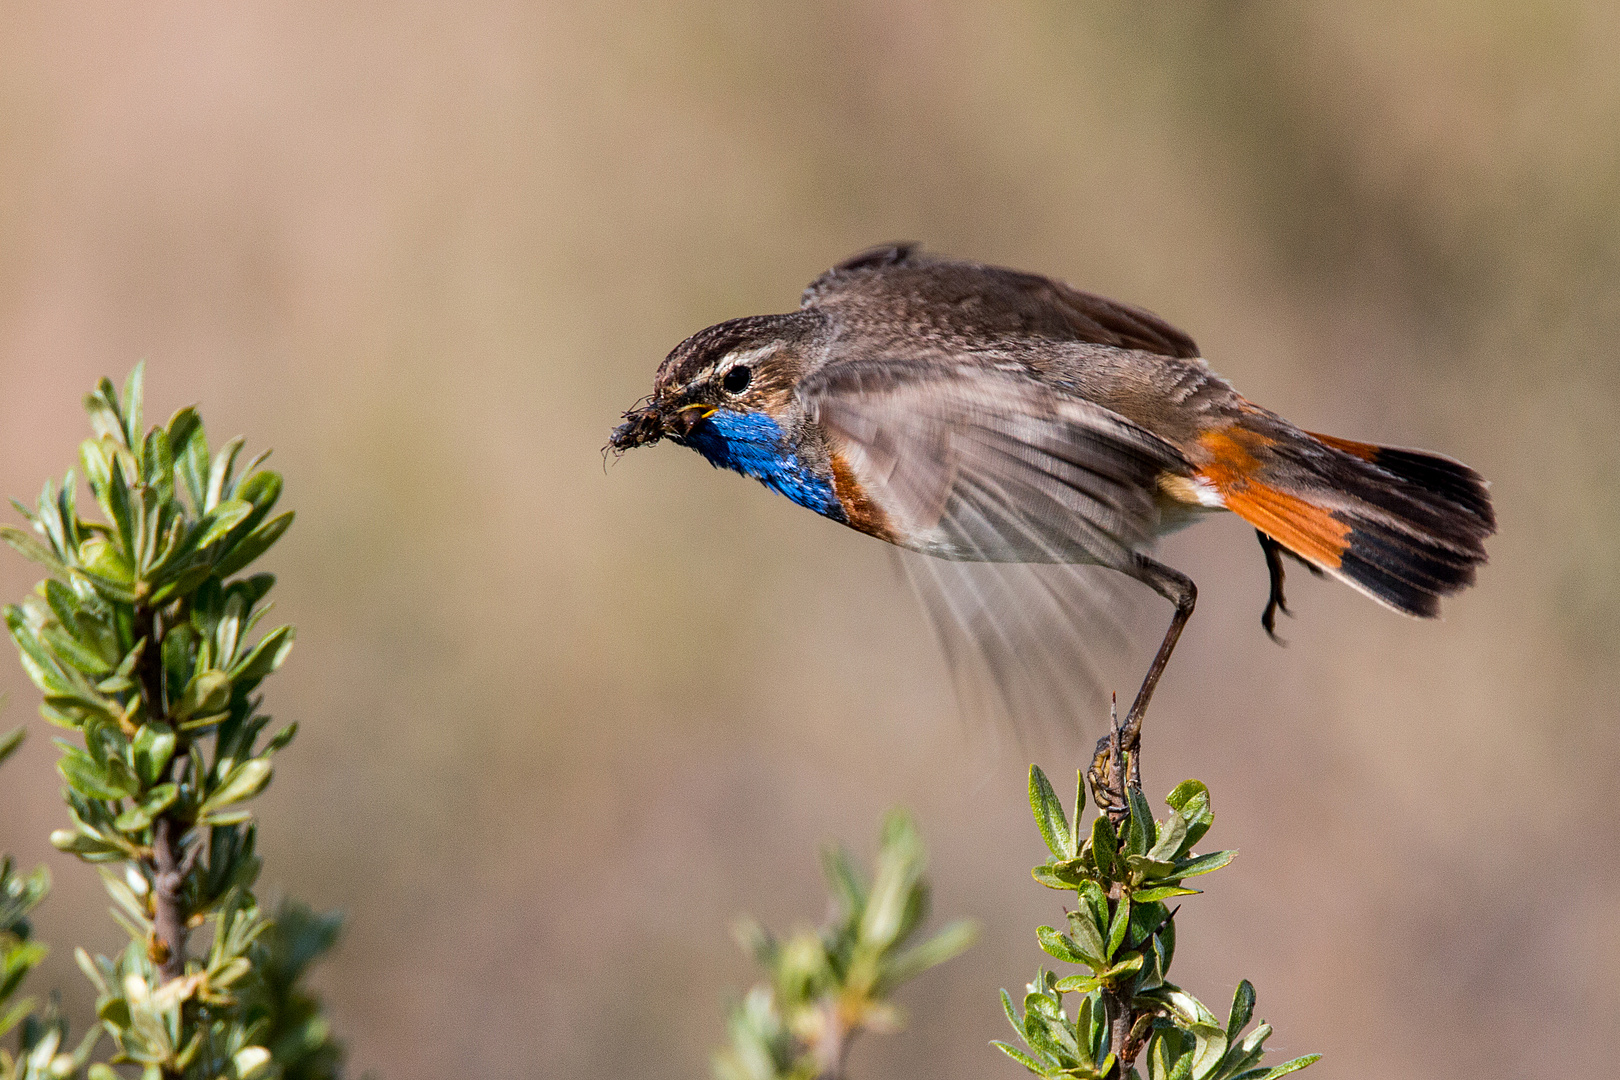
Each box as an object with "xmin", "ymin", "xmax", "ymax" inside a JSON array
[
  {"xmin": 801, "ymin": 243, "xmax": 1201, "ymax": 359},
  {"xmin": 895, "ymin": 550, "xmax": 1151, "ymax": 750},
  {"xmin": 801, "ymin": 356, "xmax": 1189, "ymax": 568},
  {"xmin": 800, "ymin": 354, "xmax": 1191, "ymax": 741}
]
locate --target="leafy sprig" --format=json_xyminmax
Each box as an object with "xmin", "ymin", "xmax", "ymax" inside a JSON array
[
  {"xmin": 714, "ymin": 811, "xmax": 978, "ymax": 1080},
  {"xmin": 2, "ymin": 366, "xmax": 346, "ymax": 1080},
  {"xmin": 996, "ymin": 766, "xmax": 1319, "ymax": 1080}
]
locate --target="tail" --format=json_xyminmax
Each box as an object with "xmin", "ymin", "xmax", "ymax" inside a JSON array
[{"xmin": 1195, "ymin": 424, "xmax": 1496, "ymax": 617}]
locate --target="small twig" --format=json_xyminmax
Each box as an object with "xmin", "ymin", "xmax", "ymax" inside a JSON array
[
  {"xmin": 133, "ymin": 602, "xmax": 189, "ymax": 986},
  {"xmin": 1087, "ymin": 694, "xmax": 1149, "ymax": 1079},
  {"xmin": 811, "ymin": 1000, "xmax": 854, "ymax": 1080},
  {"xmin": 150, "ymin": 817, "xmax": 188, "ymax": 981}
]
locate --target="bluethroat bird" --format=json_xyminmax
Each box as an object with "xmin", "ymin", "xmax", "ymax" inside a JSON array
[{"xmin": 609, "ymin": 244, "xmax": 1495, "ymax": 744}]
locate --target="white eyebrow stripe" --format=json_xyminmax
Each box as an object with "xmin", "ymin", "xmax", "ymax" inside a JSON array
[{"xmin": 683, "ymin": 344, "xmax": 777, "ymax": 393}]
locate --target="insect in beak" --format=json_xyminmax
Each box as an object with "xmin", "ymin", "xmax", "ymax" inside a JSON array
[
  {"xmin": 608, "ymin": 400, "xmax": 665, "ymax": 453},
  {"xmin": 608, "ymin": 400, "xmax": 717, "ymax": 453}
]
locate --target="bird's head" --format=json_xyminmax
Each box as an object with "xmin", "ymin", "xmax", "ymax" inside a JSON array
[{"xmin": 608, "ymin": 311, "xmax": 844, "ymax": 517}]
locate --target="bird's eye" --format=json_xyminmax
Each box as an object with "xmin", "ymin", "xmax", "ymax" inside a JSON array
[{"xmin": 722, "ymin": 365, "xmax": 752, "ymax": 394}]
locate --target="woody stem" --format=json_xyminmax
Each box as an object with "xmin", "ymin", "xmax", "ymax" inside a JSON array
[{"xmin": 134, "ymin": 603, "xmax": 188, "ymax": 985}]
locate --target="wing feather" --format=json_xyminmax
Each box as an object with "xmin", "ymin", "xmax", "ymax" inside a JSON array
[
  {"xmin": 803, "ymin": 360, "xmax": 1188, "ymax": 566},
  {"xmin": 801, "ymin": 357, "xmax": 1188, "ymax": 742}
]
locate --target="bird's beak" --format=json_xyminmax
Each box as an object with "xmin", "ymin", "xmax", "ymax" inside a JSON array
[
  {"xmin": 608, "ymin": 400, "xmax": 715, "ymax": 453},
  {"xmin": 664, "ymin": 403, "xmax": 715, "ymax": 439}
]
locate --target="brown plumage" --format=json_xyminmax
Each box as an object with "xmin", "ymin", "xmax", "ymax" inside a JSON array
[{"xmin": 612, "ymin": 243, "xmax": 1496, "ymax": 740}]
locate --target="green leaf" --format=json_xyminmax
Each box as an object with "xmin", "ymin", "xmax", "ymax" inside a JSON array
[
  {"xmin": 1147, "ymin": 810, "xmax": 1188, "ymax": 864},
  {"xmin": 882, "ymin": 918, "xmax": 978, "ymax": 988},
  {"xmin": 1166, "ymin": 780, "xmax": 1213, "ymax": 852},
  {"xmin": 1021, "ymin": 1009, "xmax": 1077, "ymax": 1068},
  {"xmin": 193, "ymin": 499, "xmax": 254, "ymax": 550},
  {"xmin": 142, "ymin": 425, "xmax": 172, "ymax": 493},
  {"xmin": 992, "ymin": 1041, "xmax": 1049, "ymax": 1076},
  {"xmin": 50, "ymin": 828, "xmax": 131, "ymax": 861},
  {"xmin": 1038, "ymin": 924, "xmax": 1102, "ymax": 970},
  {"xmin": 1238, "ymin": 1055, "xmax": 1322, "ymax": 1079},
  {"xmin": 173, "ymin": 409, "xmax": 210, "ymax": 509},
  {"xmin": 1227, "ymin": 1021, "xmax": 1273, "ymax": 1069},
  {"xmin": 113, "ymin": 784, "xmax": 177, "ymax": 832},
  {"xmin": 1030, "ymin": 766, "xmax": 1074, "ymax": 859},
  {"xmin": 76, "ymin": 537, "xmax": 136, "ymax": 601},
  {"xmin": 1148, "ymin": 1031, "xmax": 1175, "ymax": 1080},
  {"xmin": 1102, "ymin": 951, "xmax": 1144, "ymax": 981},
  {"xmin": 0, "ymin": 525, "xmax": 69, "ymax": 577},
  {"xmin": 198, "ymin": 758, "xmax": 272, "ymax": 815},
  {"xmin": 1125, "ymin": 787, "xmax": 1155, "ymax": 857},
  {"xmin": 229, "ymin": 625, "xmax": 294, "ymax": 683},
  {"xmin": 1170, "ymin": 850, "xmax": 1237, "ymax": 880},
  {"xmin": 234, "ymin": 468, "xmax": 283, "ymax": 514},
  {"xmin": 1066, "ymin": 912, "xmax": 1109, "ymax": 973},
  {"xmin": 1227, "ymin": 980, "xmax": 1256, "ymax": 1043},
  {"xmin": 1090, "ymin": 812, "xmax": 1119, "ymax": 880},
  {"xmin": 859, "ymin": 810, "xmax": 924, "ymax": 949},
  {"xmin": 98, "ymin": 450, "xmax": 135, "ymax": 552},
  {"xmin": 41, "ymin": 625, "xmax": 113, "ymax": 677},
  {"xmin": 1144, "ymin": 985, "xmax": 1221, "ymax": 1029},
  {"xmin": 77, "ymin": 434, "xmax": 113, "ymax": 492},
  {"xmin": 6, "ymin": 605, "xmax": 71, "ymax": 695},
  {"xmin": 121, "ymin": 363, "xmax": 145, "ymax": 447},
  {"xmin": 1131, "ymin": 885, "xmax": 1200, "ymax": 903},
  {"xmin": 0, "ymin": 998, "xmax": 37, "ymax": 1042},
  {"xmin": 1053, "ymin": 974, "xmax": 1100, "ymax": 994},
  {"xmin": 149, "ymin": 563, "xmax": 213, "ymax": 605},
  {"xmin": 0, "ymin": 725, "xmax": 24, "ymax": 767},
  {"xmin": 42, "ymin": 578, "xmax": 81, "ymax": 630},
  {"xmin": 206, "ymin": 436, "xmax": 246, "ymax": 510},
  {"xmin": 198, "ymin": 809, "xmax": 252, "ymax": 827},
  {"xmin": 1187, "ymin": 1023, "xmax": 1227, "ymax": 1080},
  {"xmin": 0, "ymin": 944, "xmax": 48, "ymax": 1002},
  {"xmin": 1107, "ymin": 893, "xmax": 1131, "ymax": 959},
  {"xmin": 166, "ymin": 405, "xmax": 200, "ymax": 462},
  {"xmin": 1032, "ymin": 864, "xmax": 1085, "ymax": 890},
  {"xmin": 212, "ymin": 510, "xmax": 293, "ymax": 579},
  {"xmin": 160, "ymin": 627, "xmax": 197, "ymax": 699},
  {"xmin": 174, "ymin": 670, "xmax": 232, "ymax": 721},
  {"xmin": 1001, "ymin": 987, "xmax": 1021, "ymax": 1030},
  {"xmin": 262, "ymin": 721, "xmax": 298, "ymax": 755},
  {"xmin": 58, "ymin": 746, "xmax": 137, "ymax": 800},
  {"xmin": 1076, "ymin": 880, "xmax": 1110, "ymax": 936},
  {"xmin": 1126, "ymin": 854, "xmax": 1180, "ymax": 881}
]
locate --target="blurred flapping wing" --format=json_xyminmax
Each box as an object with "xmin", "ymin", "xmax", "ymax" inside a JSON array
[
  {"xmin": 800, "ymin": 357, "xmax": 1189, "ymax": 740},
  {"xmin": 896, "ymin": 551, "xmax": 1148, "ymax": 748},
  {"xmin": 802, "ymin": 358, "xmax": 1187, "ymax": 566}
]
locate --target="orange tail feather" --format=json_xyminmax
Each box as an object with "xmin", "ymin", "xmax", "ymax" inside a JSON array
[{"xmin": 1194, "ymin": 423, "xmax": 1494, "ymax": 617}]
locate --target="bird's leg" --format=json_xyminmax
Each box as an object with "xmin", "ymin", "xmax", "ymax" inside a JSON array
[
  {"xmin": 1257, "ymin": 529, "xmax": 1289, "ymax": 643},
  {"xmin": 1119, "ymin": 554, "xmax": 1197, "ymax": 756},
  {"xmin": 1257, "ymin": 529, "xmax": 1325, "ymax": 643}
]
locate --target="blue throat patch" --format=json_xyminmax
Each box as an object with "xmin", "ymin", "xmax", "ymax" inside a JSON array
[{"xmin": 685, "ymin": 410, "xmax": 846, "ymax": 522}]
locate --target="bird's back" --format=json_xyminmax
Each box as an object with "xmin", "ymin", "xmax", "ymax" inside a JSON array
[{"xmin": 801, "ymin": 243, "xmax": 1202, "ymax": 359}]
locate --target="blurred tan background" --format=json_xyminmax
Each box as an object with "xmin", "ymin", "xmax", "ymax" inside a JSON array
[{"xmin": 2, "ymin": 3, "xmax": 1617, "ymax": 1077}]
